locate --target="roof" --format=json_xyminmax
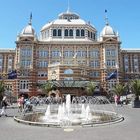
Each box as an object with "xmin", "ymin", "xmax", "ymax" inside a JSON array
[
  {"xmin": 41, "ymin": 19, "xmax": 89, "ymax": 31},
  {"xmin": 100, "ymin": 24, "xmax": 116, "ymax": 37},
  {"xmin": 20, "ymin": 24, "xmax": 35, "ymax": 37}
]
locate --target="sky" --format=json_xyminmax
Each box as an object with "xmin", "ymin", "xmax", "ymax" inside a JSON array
[{"xmin": 0, "ymin": 0, "xmax": 140, "ymax": 49}]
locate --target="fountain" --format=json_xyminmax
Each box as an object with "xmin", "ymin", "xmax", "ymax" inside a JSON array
[{"xmin": 14, "ymin": 95, "xmax": 124, "ymax": 127}]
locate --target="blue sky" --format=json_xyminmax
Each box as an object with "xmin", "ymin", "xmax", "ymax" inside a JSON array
[{"xmin": 0, "ymin": 0, "xmax": 140, "ymax": 49}]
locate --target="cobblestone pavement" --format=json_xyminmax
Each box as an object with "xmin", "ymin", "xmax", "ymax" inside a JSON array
[{"xmin": 0, "ymin": 104, "xmax": 140, "ymax": 140}]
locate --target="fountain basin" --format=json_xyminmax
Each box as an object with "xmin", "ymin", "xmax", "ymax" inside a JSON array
[
  {"xmin": 14, "ymin": 111, "xmax": 124, "ymax": 127},
  {"xmin": 14, "ymin": 95, "xmax": 124, "ymax": 127}
]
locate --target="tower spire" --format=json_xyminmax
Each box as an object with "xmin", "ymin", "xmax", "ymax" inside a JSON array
[
  {"xmin": 104, "ymin": 9, "xmax": 109, "ymax": 25},
  {"xmin": 29, "ymin": 12, "xmax": 32, "ymax": 25},
  {"xmin": 67, "ymin": 0, "xmax": 70, "ymax": 13}
]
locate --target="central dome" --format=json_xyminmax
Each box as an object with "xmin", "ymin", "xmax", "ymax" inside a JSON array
[
  {"xmin": 41, "ymin": 11, "xmax": 90, "ymax": 31},
  {"xmin": 58, "ymin": 10, "xmax": 80, "ymax": 20},
  {"xmin": 40, "ymin": 10, "xmax": 97, "ymax": 42}
]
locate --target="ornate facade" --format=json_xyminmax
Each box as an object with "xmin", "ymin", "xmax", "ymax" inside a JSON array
[{"xmin": 0, "ymin": 10, "xmax": 140, "ymax": 97}]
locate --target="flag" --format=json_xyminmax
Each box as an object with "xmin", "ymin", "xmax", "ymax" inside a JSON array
[
  {"xmin": 106, "ymin": 70, "xmax": 117, "ymax": 80},
  {"xmin": 30, "ymin": 12, "xmax": 32, "ymax": 20},
  {"xmin": 8, "ymin": 70, "xmax": 17, "ymax": 79},
  {"xmin": 105, "ymin": 9, "xmax": 107, "ymax": 13},
  {"xmin": 73, "ymin": 52, "xmax": 77, "ymax": 59}
]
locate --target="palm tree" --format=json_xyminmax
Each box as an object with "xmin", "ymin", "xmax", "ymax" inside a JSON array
[
  {"xmin": 85, "ymin": 81, "xmax": 96, "ymax": 96},
  {"xmin": 112, "ymin": 83, "xmax": 126, "ymax": 96},
  {"xmin": 0, "ymin": 81, "xmax": 5, "ymax": 101},
  {"xmin": 41, "ymin": 81, "xmax": 53, "ymax": 96},
  {"xmin": 131, "ymin": 79, "xmax": 140, "ymax": 101}
]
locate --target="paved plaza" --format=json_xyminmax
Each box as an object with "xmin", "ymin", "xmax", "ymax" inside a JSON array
[{"xmin": 0, "ymin": 104, "xmax": 140, "ymax": 140}]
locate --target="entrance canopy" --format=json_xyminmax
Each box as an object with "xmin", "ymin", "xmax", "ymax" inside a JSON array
[{"xmin": 48, "ymin": 80, "xmax": 90, "ymax": 88}]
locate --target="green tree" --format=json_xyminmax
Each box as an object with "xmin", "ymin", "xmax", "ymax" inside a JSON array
[
  {"xmin": 41, "ymin": 81, "xmax": 53, "ymax": 96},
  {"xmin": 131, "ymin": 79, "xmax": 140, "ymax": 101},
  {"xmin": 0, "ymin": 81, "xmax": 5, "ymax": 101},
  {"xmin": 112, "ymin": 83, "xmax": 126, "ymax": 96},
  {"xmin": 86, "ymin": 81, "xmax": 96, "ymax": 96}
]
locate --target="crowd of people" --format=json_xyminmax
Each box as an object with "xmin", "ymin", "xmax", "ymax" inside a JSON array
[
  {"xmin": 0, "ymin": 93, "xmax": 131, "ymax": 117},
  {"xmin": 17, "ymin": 95, "xmax": 33, "ymax": 114},
  {"xmin": 0, "ymin": 95, "xmax": 33, "ymax": 117}
]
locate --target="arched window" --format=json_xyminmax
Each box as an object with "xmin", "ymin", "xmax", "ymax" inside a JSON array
[
  {"xmin": 58, "ymin": 29, "xmax": 62, "ymax": 36},
  {"xmin": 69, "ymin": 29, "xmax": 73, "ymax": 36},
  {"xmin": 65, "ymin": 29, "xmax": 68, "ymax": 36},
  {"xmin": 64, "ymin": 69, "xmax": 73, "ymax": 74},
  {"xmin": 81, "ymin": 29, "xmax": 85, "ymax": 36},
  {"xmin": 91, "ymin": 32, "xmax": 93, "ymax": 38},
  {"xmin": 88, "ymin": 31, "xmax": 90, "ymax": 37},
  {"xmin": 76, "ymin": 29, "xmax": 80, "ymax": 36},
  {"xmin": 53, "ymin": 29, "xmax": 57, "ymax": 36}
]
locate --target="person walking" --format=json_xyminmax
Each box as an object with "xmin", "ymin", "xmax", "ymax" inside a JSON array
[
  {"xmin": 0, "ymin": 96, "xmax": 9, "ymax": 117},
  {"xmin": 114, "ymin": 95, "xmax": 118, "ymax": 106},
  {"xmin": 17, "ymin": 96, "xmax": 24, "ymax": 112}
]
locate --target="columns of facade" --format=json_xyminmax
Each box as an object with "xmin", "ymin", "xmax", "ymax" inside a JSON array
[
  {"xmin": 73, "ymin": 45, "xmax": 77, "ymax": 65},
  {"xmin": 86, "ymin": 45, "xmax": 89, "ymax": 66},
  {"xmin": 61, "ymin": 45, "xmax": 64, "ymax": 64},
  {"xmin": 100, "ymin": 44, "xmax": 107, "ymax": 92},
  {"xmin": 49, "ymin": 45, "xmax": 51, "ymax": 64}
]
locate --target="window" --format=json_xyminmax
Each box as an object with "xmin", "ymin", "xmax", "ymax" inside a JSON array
[
  {"xmin": 112, "ymin": 60, "xmax": 116, "ymax": 66},
  {"xmin": 38, "ymin": 61, "xmax": 48, "ymax": 68},
  {"xmin": 106, "ymin": 50, "xmax": 111, "ymax": 56},
  {"xmin": 38, "ymin": 71, "xmax": 47, "ymax": 77},
  {"xmin": 64, "ymin": 51, "xmax": 73, "ymax": 57},
  {"xmin": 69, "ymin": 29, "xmax": 73, "ymax": 36},
  {"xmin": 90, "ymin": 60, "xmax": 99, "ymax": 68},
  {"xmin": 21, "ymin": 60, "xmax": 31, "ymax": 67},
  {"xmin": 107, "ymin": 60, "xmax": 111, "ymax": 66},
  {"xmin": 91, "ymin": 32, "xmax": 93, "ymax": 38},
  {"xmin": 64, "ymin": 69, "xmax": 73, "ymax": 74},
  {"xmin": 111, "ymin": 49, "xmax": 116, "ymax": 56},
  {"xmin": 88, "ymin": 31, "xmax": 90, "ymax": 37},
  {"xmin": 39, "ymin": 50, "xmax": 48, "ymax": 57},
  {"xmin": 125, "ymin": 67, "xmax": 128, "ymax": 72},
  {"xmin": 65, "ymin": 29, "xmax": 68, "ymax": 36},
  {"xmin": 20, "ymin": 80, "xmax": 29, "ymax": 90},
  {"xmin": 58, "ymin": 29, "xmax": 62, "ymax": 36},
  {"xmin": 90, "ymin": 72, "xmax": 99, "ymax": 77},
  {"xmin": 81, "ymin": 29, "xmax": 85, "ymax": 36},
  {"xmin": 53, "ymin": 29, "xmax": 57, "ymax": 36},
  {"xmin": 76, "ymin": 29, "xmax": 80, "ymax": 36},
  {"xmin": 90, "ymin": 50, "xmax": 99, "ymax": 58},
  {"xmin": 21, "ymin": 48, "xmax": 32, "ymax": 56},
  {"xmin": 52, "ymin": 51, "xmax": 59, "ymax": 57}
]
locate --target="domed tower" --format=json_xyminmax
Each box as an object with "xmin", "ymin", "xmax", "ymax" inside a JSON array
[
  {"xmin": 15, "ymin": 14, "xmax": 38, "ymax": 97},
  {"xmin": 99, "ymin": 11, "xmax": 121, "ymax": 92},
  {"xmin": 40, "ymin": 9, "xmax": 97, "ymax": 42}
]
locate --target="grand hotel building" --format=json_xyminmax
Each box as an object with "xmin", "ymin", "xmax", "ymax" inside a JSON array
[{"xmin": 0, "ymin": 10, "xmax": 140, "ymax": 97}]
